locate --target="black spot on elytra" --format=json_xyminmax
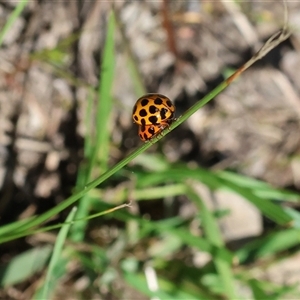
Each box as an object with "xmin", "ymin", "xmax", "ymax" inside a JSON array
[
  {"xmin": 148, "ymin": 127, "xmax": 155, "ymax": 134},
  {"xmin": 139, "ymin": 109, "xmax": 147, "ymax": 117},
  {"xmin": 160, "ymin": 108, "xmax": 167, "ymax": 120},
  {"xmin": 166, "ymin": 100, "xmax": 172, "ymax": 108},
  {"xmin": 141, "ymin": 119, "xmax": 146, "ymax": 126},
  {"xmin": 134, "ymin": 116, "xmax": 139, "ymax": 121},
  {"xmin": 154, "ymin": 97, "xmax": 163, "ymax": 105},
  {"xmin": 149, "ymin": 105, "xmax": 157, "ymax": 114},
  {"xmin": 149, "ymin": 116, "xmax": 158, "ymax": 124},
  {"xmin": 141, "ymin": 99, "xmax": 149, "ymax": 106}
]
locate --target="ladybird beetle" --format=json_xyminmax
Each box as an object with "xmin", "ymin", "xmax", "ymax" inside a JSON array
[
  {"xmin": 132, "ymin": 93, "xmax": 175, "ymax": 127},
  {"xmin": 138, "ymin": 123, "xmax": 168, "ymax": 142}
]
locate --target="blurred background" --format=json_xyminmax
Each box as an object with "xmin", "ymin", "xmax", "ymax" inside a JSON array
[{"xmin": 0, "ymin": 1, "xmax": 300, "ymax": 299}]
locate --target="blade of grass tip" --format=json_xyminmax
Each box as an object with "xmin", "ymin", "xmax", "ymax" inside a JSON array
[
  {"xmin": 1, "ymin": 24, "xmax": 292, "ymax": 242},
  {"xmin": 0, "ymin": 203, "xmax": 131, "ymax": 244},
  {"xmin": 156, "ymin": 28, "xmax": 292, "ymax": 140},
  {"xmin": 0, "ymin": 0, "xmax": 29, "ymax": 48},
  {"xmin": 38, "ymin": 207, "xmax": 77, "ymax": 300},
  {"xmin": 71, "ymin": 11, "xmax": 116, "ymax": 241},
  {"xmin": 188, "ymin": 188, "xmax": 237, "ymax": 299}
]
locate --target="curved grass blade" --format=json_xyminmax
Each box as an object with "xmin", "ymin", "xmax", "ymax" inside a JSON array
[
  {"xmin": 38, "ymin": 207, "xmax": 77, "ymax": 299},
  {"xmin": 71, "ymin": 10, "xmax": 116, "ymax": 241},
  {"xmin": 188, "ymin": 189, "xmax": 237, "ymax": 299}
]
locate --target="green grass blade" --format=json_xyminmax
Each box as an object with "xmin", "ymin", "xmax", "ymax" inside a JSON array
[
  {"xmin": 136, "ymin": 166, "xmax": 294, "ymax": 225},
  {"xmin": 0, "ymin": 0, "xmax": 28, "ymax": 47},
  {"xmin": 0, "ymin": 245, "xmax": 52, "ymax": 287},
  {"xmin": 218, "ymin": 178, "xmax": 293, "ymax": 225},
  {"xmin": 0, "ymin": 203, "xmax": 129, "ymax": 244},
  {"xmin": 284, "ymin": 206, "xmax": 300, "ymax": 228},
  {"xmin": 40, "ymin": 207, "xmax": 77, "ymax": 299},
  {"xmin": 188, "ymin": 189, "xmax": 237, "ymax": 299},
  {"xmin": 89, "ymin": 183, "xmax": 187, "ymax": 202},
  {"xmin": 188, "ymin": 190, "xmax": 223, "ymax": 247},
  {"xmin": 236, "ymin": 228, "xmax": 300, "ymax": 263},
  {"xmin": 0, "ymin": 216, "xmax": 35, "ymax": 236},
  {"xmin": 93, "ymin": 11, "xmax": 115, "ymax": 173},
  {"xmin": 159, "ymin": 275, "xmax": 223, "ymax": 300},
  {"xmin": 70, "ymin": 12, "xmax": 115, "ymax": 241},
  {"xmin": 218, "ymin": 171, "xmax": 300, "ymax": 202},
  {"xmin": 248, "ymin": 279, "xmax": 274, "ymax": 300}
]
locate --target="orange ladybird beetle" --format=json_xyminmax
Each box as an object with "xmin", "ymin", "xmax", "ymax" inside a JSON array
[
  {"xmin": 132, "ymin": 93, "xmax": 175, "ymax": 127},
  {"xmin": 132, "ymin": 93, "xmax": 176, "ymax": 141}
]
